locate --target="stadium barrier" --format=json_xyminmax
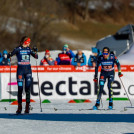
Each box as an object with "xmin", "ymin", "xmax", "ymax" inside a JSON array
[{"xmin": 0, "ymin": 65, "xmax": 134, "ymax": 101}]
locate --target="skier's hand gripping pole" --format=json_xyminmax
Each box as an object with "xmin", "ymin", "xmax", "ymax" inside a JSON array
[
  {"xmin": 118, "ymin": 72, "xmax": 123, "ymax": 77},
  {"xmin": 93, "ymin": 75, "xmax": 98, "ymax": 83}
]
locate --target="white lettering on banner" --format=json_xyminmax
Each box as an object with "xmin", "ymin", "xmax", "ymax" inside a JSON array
[
  {"xmin": 47, "ymin": 67, "xmax": 58, "ymax": 71},
  {"xmin": 32, "ymin": 67, "xmax": 36, "ymax": 70},
  {"xmin": 76, "ymin": 66, "xmax": 87, "ymax": 72},
  {"xmin": 130, "ymin": 67, "xmax": 134, "ymax": 70},
  {"xmin": 0, "ymin": 68, "xmax": 4, "ymax": 71},
  {"xmin": 121, "ymin": 67, "xmax": 127, "ymax": 70},
  {"xmin": 5, "ymin": 68, "xmax": 10, "ymax": 71},
  {"xmin": 1, "ymin": 72, "xmax": 134, "ymax": 100},
  {"xmin": 11, "ymin": 68, "xmax": 17, "ymax": 71},
  {"xmin": 59, "ymin": 67, "xmax": 72, "ymax": 71},
  {"xmin": 38, "ymin": 67, "xmax": 44, "ymax": 71},
  {"xmin": 32, "ymin": 67, "xmax": 45, "ymax": 71},
  {"xmin": 46, "ymin": 67, "xmax": 72, "ymax": 71}
]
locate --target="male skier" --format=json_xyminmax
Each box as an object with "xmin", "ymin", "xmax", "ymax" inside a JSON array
[{"xmin": 93, "ymin": 47, "xmax": 123, "ymax": 110}]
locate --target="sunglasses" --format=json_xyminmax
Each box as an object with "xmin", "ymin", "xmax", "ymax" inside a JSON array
[{"xmin": 103, "ymin": 52, "xmax": 109, "ymax": 55}]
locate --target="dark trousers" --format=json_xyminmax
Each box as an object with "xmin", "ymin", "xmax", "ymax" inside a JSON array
[
  {"xmin": 97, "ymin": 70, "xmax": 114, "ymax": 100},
  {"xmin": 17, "ymin": 65, "xmax": 32, "ymax": 103}
]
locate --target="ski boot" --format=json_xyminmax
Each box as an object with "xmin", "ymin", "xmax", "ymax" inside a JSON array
[
  {"xmin": 16, "ymin": 103, "xmax": 22, "ymax": 114},
  {"xmin": 24, "ymin": 102, "xmax": 30, "ymax": 114},
  {"xmin": 108, "ymin": 98, "xmax": 113, "ymax": 110},
  {"xmin": 93, "ymin": 99, "xmax": 100, "ymax": 110}
]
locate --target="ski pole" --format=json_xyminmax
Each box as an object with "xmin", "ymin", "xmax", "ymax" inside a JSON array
[
  {"xmin": 9, "ymin": 57, "xmax": 11, "ymax": 104},
  {"xmin": 119, "ymin": 77, "xmax": 132, "ymax": 107},
  {"xmin": 36, "ymin": 60, "xmax": 43, "ymax": 112},
  {"xmin": 100, "ymin": 98, "xmax": 103, "ymax": 108}
]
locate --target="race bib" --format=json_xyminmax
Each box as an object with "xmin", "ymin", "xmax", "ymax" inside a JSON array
[{"xmin": 22, "ymin": 55, "xmax": 29, "ymax": 60}]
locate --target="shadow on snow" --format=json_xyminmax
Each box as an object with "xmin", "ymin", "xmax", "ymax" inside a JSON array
[{"xmin": 0, "ymin": 113, "xmax": 134, "ymax": 123}]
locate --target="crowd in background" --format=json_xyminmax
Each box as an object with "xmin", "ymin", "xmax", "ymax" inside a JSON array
[
  {"xmin": 40, "ymin": 44, "xmax": 100, "ymax": 67},
  {"xmin": 0, "ymin": 44, "xmax": 100, "ymax": 67}
]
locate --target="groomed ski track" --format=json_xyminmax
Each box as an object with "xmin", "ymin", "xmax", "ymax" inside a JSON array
[{"xmin": 0, "ymin": 100, "xmax": 134, "ymax": 134}]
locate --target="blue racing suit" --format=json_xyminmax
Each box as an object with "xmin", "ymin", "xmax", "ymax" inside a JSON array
[
  {"xmin": 8, "ymin": 46, "xmax": 38, "ymax": 103},
  {"xmin": 95, "ymin": 53, "xmax": 121, "ymax": 101}
]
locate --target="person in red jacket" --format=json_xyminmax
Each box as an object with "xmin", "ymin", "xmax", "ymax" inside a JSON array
[
  {"xmin": 40, "ymin": 50, "xmax": 57, "ymax": 66},
  {"xmin": 56, "ymin": 44, "xmax": 75, "ymax": 65}
]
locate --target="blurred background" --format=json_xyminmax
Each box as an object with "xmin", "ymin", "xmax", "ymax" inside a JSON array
[{"xmin": 0, "ymin": 0, "xmax": 133, "ymax": 51}]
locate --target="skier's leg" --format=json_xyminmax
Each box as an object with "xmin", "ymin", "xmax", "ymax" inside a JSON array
[
  {"xmin": 17, "ymin": 75, "xmax": 24, "ymax": 103},
  {"xmin": 93, "ymin": 74, "xmax": 106, "ymax": 109},
  {"xmin": 16, "ymin": 69, "xmax": 24, "ymax": 114},
  {"xmin": 107, "ymin": 73, "xmax": 114, "ymax": 108},
  {"xmin": 97, "ymin": 75, "xmax": 106, "ymax": 99},
  {"xmin": 24, "ymin": 72, "xmax": 32, "ymax": 113}
]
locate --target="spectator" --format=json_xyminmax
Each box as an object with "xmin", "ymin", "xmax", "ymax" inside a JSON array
[
  {"xmin": 1, "ymin": 50, "xmax": 10, "ymax": 65},
  {"xmin": 57, "ymin": 44, "xmax": 75, "ymax": 65},
  {"xmin": 71, "ymin": 49, "xmax": 86, "ymax": 67},
  {"xmin": 40, "ymin": 50, "xmax": 56, "ymax": 66},
  {"xmin": 0, "ymin": 52, "xmax": 2, "ymax": 65},
  {"xmin": 88, "ymin": 47, "xmax": 101, "ymax": 67}
]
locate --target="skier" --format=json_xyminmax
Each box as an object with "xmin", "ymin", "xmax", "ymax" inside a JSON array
[
  {"xmin": 1, "ymin": 50, "xmax": 10, "ymax": 65},
  {"xmin": 56, "ymin": 44, "xmax": 75, "ymax": 65},
  {"xmin": 40, "ymin": 50, "xmax": 57, "ymax": 66},
  {"xmin": 88, "ymin": 47, "xmax": 101, "ymax": 67},
  {"xmin": 8, "ymin": 36, "xmax": 38, "ymax": 114},
  {"xmin": 93, "ymin": 47, "xmax": 123, "ymax": 110},
  {"xmin": 71, "ymin": 49, "xmax": 86, "ymax": 66}
]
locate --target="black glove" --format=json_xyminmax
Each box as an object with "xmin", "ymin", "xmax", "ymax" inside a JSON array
[
  {"xmin": 93, "ymin": 75, "xmax": 98, "ymax": 83},
  {"xmin": 118, "ymin": 72, "xmax": 123, "ymax": 77},
  {"xmin": 33, "ymin": 46, "xmax": 38, "ymax": 52}
]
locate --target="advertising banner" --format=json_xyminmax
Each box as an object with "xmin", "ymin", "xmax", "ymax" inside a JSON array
[{"xmin": 0, "ymin": 65, "xmax": 134, "ymax": 100}]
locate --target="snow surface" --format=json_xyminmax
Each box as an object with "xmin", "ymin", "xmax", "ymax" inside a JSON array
[{"xmin": 0, "ymin": 100, "xmax": 134, "ymax": 134}]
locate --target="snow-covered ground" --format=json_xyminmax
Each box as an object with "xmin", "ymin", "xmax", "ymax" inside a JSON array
[
  {"xmin": 59, "ymin": 36, "xmax": 96, "ymax": 50},
  {"xmin": 0, "ymin": 100, "xmax": 134, "ymax": 134}
]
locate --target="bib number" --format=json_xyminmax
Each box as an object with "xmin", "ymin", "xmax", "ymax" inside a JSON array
[
  {"xmin": 103, "ymin": 65, "xmax": 112, "ymax": 69},
  {"xmin": 22, "ymin": 55, "xmax": 29, "ymax": 60}
]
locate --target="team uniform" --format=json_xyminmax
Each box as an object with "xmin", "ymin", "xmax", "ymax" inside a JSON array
[
  {"xmin": 8, "ymin": 46, "xmax": 38, "ymax": 105},
  {"xmin": 94, "ymin": 53, "xmax": 121, "ymax": 109}
]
